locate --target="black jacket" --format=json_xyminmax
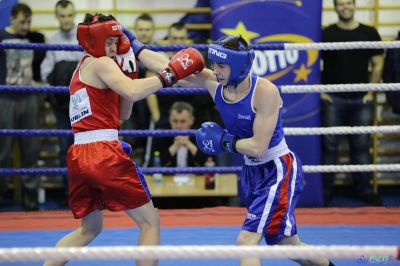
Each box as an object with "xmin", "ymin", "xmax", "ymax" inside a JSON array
[
  {"xmin": 27, "ymin": 31, "xmax": 46, "ymax": 82},
  {"xmin": 383, "ymin": 32, "xmax": 400, "ymax": 115},
  {"xmin": 149, "ymin": 133, "xmax": 210, "ymax": 167},
  {"xmin": 46, "ymin": 60, "xmax": 78, "ymax": 110}
]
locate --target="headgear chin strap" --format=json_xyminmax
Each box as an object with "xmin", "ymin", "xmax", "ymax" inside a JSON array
[
  {"xmin": 77, "ymin": 15, "xmax": 124, "ymax": 57},
  {"xmin": 208, "ymin": 35, "xmax": 255, "ymax": 87}
]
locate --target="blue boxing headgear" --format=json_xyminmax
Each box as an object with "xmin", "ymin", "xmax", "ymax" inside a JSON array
[{"xmin": 208, "ymin": 35, "xmax": 255, "ymax": 87}]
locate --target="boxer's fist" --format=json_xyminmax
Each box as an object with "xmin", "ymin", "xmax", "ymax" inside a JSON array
[
  {"xmin": 121, "ymin": 26, "xmax": 146, "ymax": 56},
  {"xmin": 115, "ymin": 47, "xmax": 138, "ymax": 80},
  {"xmin": 196, "ymin": 122, "xmax": 238, "ymax": 155},
  {"xmin": 117, "ymin": 37, "xmax": 130, "ymax": 55},
  {"xmin": 156, "ymin": 48, "xmax": 205, "ymax": 87}
]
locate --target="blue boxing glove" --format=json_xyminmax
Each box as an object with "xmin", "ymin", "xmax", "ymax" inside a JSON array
[
  {"xmin": 196, "ymin": 122, "xmax": 239, "ymax": 155},
  {"xmin": 118, "ymin": 140, "xmax": 132, "ymax": 157},
  {"xmin": 121, "ymin": 26, "xmax": 146, "ymax": 57}
]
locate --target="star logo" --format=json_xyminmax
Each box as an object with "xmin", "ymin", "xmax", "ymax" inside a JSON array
[
  {"xmin": 293, "ymin": 64, "xmax": 312, "ymax": 83},
  {"xmin": 220, "ymin": 22, "xmax": 259, "ymax": 44}
]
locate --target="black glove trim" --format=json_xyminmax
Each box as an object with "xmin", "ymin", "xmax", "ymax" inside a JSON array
[
  {"xmin": 232, "ymin": 137, "xmax": 239, "ymax": 153},
  {"xmin": 156, "ymin": 68, "xmax": 177, "ymax": 88},
  {"xmin": 156, "ymin": 72, "xmax": 167, "ymax": 87}
]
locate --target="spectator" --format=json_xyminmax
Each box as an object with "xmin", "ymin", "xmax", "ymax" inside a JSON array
[
  {"xmin": 142, "ymin": 22, "xmax": 193, "ymax": 167},
  {"xmin": 382, "ymin": 30, "xmax": 400, "ymax": 115},
  {"xmin": 163, "ymin": 22, "xmax": 189, "ymax": 59},
  {"xmin": 121, "ymin": 14, "xmax": 155, "ymax": 161},
  {"xmin": 0, "ymin": 3, "xmax": 43, "ymax": 211},
  {"xmin": 321, "ymin": 0, "xmax": 384, "ymax": 206},
  {"xmin": 149, "ymin": 101, "xmax": 222, "ymax": 209},
  {"xmin": 40, "ymin": 0, "xmax": 82, "ymax": 206},
  {"xmin": 27, "ymin": 31, "xmax": 46, "ymax": 84},
  {"xmin": 146, "ymin": 22, "xmax": 193, "ymax": 130},
  {"xmin": 148, "ymin": 101, "xmax": 209, "ymax": 167},
  {"xmin": 134, "ymin": 13, "xmax": 155, "ymax": 52}
]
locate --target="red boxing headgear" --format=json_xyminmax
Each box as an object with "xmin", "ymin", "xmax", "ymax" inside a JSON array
[{"xmin": 77, "ymin": 15, "xmax": 125, "ymax": 57}]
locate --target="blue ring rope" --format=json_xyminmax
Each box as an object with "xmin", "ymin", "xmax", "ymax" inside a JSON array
[
  {"xmin": 0, "ymin": 129, "xmax": 196, "ymax": 137},
  {"xmin": 0, "ymin": 42, "xmax": 284, "ymax": 51},
  {"xmin": 0, "ymin": 85, "xmax": 209, "ymax": 94},
  {"xmin": 0, "ymin": 167, "xmax": 242, "ymax": 175}
]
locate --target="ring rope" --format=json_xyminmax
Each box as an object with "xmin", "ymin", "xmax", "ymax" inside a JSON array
[
  {"xmin": 283, "ymin": 126, "xmax": 400, "ymax": 135},
  {"xmin": 0, "ymin": 245, "xmax": 398, "ymax": 262},
  {"xmin": 1, "ymin": 40, "xmax": 400, "ymax": 51},
  {"xmin": 283, "ymin": 41, "xmax": 400, "ymax": 50},
  {"xmin": 1, "ymin": 83, "xmax": 400, "ymax": 94},
  {"xmin": 280, "ymin": 83, "xmax": 400, "ymax": 93},
  {"xmin": 1, "ymin": 164, "xmax": 400, "ymax": 176},
  {"xmin": 0, "ymin": 126, "xmax": 399, "ymax": 138}
]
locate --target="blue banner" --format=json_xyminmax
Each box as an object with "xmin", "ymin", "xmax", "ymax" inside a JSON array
[
  {"xmin": 0, "ymin": 0, "xmax": 18, "ymax": 30},
  {"xmin": 211, "ymin": 0, "xmax": 323, "ymax": 206}
]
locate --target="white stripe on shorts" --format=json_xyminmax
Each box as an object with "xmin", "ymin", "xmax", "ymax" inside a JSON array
[
  {"xmin": 257, "ymin": 157, "xmax": 284, "ymax": 233},
  {"xmin": 284, "ymin": 152, "xmax": 297, "ymax": 235}
]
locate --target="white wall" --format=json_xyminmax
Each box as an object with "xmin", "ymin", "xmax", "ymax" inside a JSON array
[
  {"xmin": 26, "ymin": 0, "xmax": 198, "ymax": 41},
  {"xmin": 24, "ymin": 0, "xmax": 400, "ymax": 41}
]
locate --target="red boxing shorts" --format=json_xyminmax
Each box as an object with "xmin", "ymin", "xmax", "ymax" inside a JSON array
[{"xmin": 67, "ymin": 130, "xmax": 152, "ymax": 219}]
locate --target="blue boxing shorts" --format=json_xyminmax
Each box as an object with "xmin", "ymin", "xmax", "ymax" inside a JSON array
[{"xmin": 240, "ymin": 152, "xmax": 304, "ymax": 245}]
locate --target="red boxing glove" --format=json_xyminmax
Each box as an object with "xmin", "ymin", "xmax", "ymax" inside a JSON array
[
  {"xmin": 156, "ymin": 47, "xmax": 205, "ymax": 87},
  {"xmin": 117, "ymin": 37, "xmax": 131, "ymax": 55},
  {"xmin": 114, "ymin": 47, "xmax": 139, "ymax": 80}
]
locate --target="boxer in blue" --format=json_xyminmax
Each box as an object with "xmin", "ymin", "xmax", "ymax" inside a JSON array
[{"xmin": 180, "ymin": 35, "xmax": 334, "ymax": 266}]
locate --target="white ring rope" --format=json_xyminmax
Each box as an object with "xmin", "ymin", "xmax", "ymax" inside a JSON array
[
  {"xmin": 284, "ymin": 40, "xmax": 400, "ymax": 50},
  {"xmin": 284, "ymin": 126, "xmax": 400, "ymax": 135},
  {"xmin": 304, "ymin": 164, "xmax": 400, "ymax": 173},
  {"xmin": 0, "ymin": 245, "xmax": 397, "ymax": 262},
  {"xmin": 281, "ymin": 83, "xmax": 400, "ymax": 93}
]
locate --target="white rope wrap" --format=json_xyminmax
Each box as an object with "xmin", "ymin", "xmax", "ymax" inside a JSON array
[
  {"xmin": 281, "ymin": 83, "xmax": 400, "ymax": 93},
  {"xmin": 0, "ymin": 245, "xmax": 397, "ymax": 262},
  {"xmin": 303, "ymin": 164, "xmax": 400, "ymax": 173},
  {"xmin": 284, "ymin": 126, "xmax": 400, "ymax": 135},
  {"xmin": 284, "ymin": 40, "xmax": 400, "ymax": 50}
]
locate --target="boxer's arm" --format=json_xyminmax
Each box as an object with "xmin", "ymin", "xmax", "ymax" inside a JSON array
[
  {"xmin": 137, "ymin": 49, "xmax": 171, "ymax": 73},
  {"xmin": 235, "ymin": 82, "xmax": 281, "ymax": 158},
  {"xmin": 93, "ymin": 50, "xmax": 204, "ymax": 102},
  {"xmin": 120, "ymin": 96, "xmax": 133, "ymax": 120},
  {"xmin": 176, "ymin": 68, "xmax": 219, "ymax": 99}
]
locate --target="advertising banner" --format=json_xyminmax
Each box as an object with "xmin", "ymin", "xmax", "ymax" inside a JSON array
[{"xmin": 211, "ymin": 0, "xmax": 323, "ymax": 206}]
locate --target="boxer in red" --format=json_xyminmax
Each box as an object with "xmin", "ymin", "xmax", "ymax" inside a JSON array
[{"xmin": 43, "ymin": 13, "xmax": 204, "ymax": 266}]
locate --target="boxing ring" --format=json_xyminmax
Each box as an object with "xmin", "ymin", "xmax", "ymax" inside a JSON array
[{"xmin": 0, "ymin": 40, "xmax": 400, "ymax": 265}]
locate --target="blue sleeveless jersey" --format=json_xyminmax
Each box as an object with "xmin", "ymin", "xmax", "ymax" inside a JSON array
[{"xmin": 213, "ymin": 73, "xmax": 284, "ymax": 149}]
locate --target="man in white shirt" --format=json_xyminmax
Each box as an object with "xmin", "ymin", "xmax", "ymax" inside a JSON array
[{"xmin": 41, "ymin": 0, "xmax": 82, "ymax": 82}]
